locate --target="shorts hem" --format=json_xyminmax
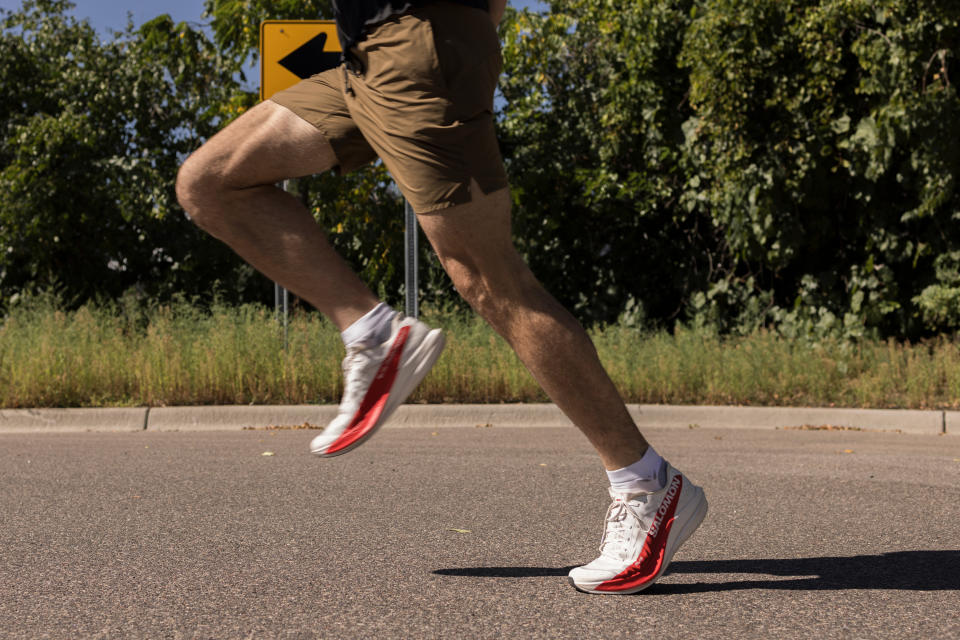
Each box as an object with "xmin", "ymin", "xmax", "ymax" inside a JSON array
[
  {"xmin": 415, "ymin": 200, "xmax": 458, "ymax": 214},
  {"xmin": 412, "ymin": 178, "xmax": 510, "ymax": 214}
]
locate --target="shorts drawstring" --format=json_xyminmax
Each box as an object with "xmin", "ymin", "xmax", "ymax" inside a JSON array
[
  {"xmin": 342, "ymin": 64, "xmax": 352, "ymax": 95},
  {"xmin": 342, "ymin": 53, "xmax": 358, "ymax": 96}
]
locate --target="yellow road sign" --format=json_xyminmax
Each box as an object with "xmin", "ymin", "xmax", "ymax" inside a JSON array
[{"xmin": 260, "ymin": 21, "xmax": 342, "ymax": 101}]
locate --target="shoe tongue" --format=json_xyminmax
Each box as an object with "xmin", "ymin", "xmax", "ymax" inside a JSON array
[
  {"xmin": 608, "ymin": 486, "xmax": 650, "ymax": 502},
  {"xmin": 345, "ymin": 343, "xmax": 376, "ymax": 364}
]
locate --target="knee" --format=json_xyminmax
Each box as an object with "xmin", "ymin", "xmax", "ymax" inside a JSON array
[
  {"xmin": 453, "ymin": 271, "xmax": 493, "ymax": 316},
  {"xmin": 443, "ymin": 255, "xmax": 533, "ymax": 325},
  {"xmin": 434, "ymin": 255, "xmax": 486, "ymax": 311},
  {"xmin": 175, "ymin": 154, "xmax": 226, "ymax": 233}
]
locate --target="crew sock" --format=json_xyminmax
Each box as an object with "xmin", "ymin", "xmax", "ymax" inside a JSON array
[
  {"xmin": 606, "ymin": 446, "xmax": 666, "ymax": 493},
  {"xmin": 341, "ymin": 302, "xmax": 395, "ymax": 348}
]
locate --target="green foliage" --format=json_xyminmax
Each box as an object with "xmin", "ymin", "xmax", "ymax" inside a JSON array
[
  {"xmin": 202, "ymin": 0, "xmax": 334, "ymax": 72},
  {"xmin": 0, "ymin": 0, "xmax": 449, "ymax": 314},
  {"xmin": 3, "ymin": 0, "xmax": 959, "ymax": 340},
  {"xmin": 500, "ymin": 0, "xmax": 960, "ymax": 337},
  {"xmin": 913, "ymin": 251, "xmax": 960, "ymax": 328},
  {"xmin": 500, "ymin": 0, "xmax": 709, "ymax": 324},
  {"xmin": 0, "ymin": 0, "xmax": 262, "ymax": 306},
  {"xmin": 679, "ymin": 0, "xmax": 960, "ymax": 337}
]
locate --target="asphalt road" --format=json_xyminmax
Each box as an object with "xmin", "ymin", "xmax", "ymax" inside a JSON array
[{"xmin": 1, "ymin": 425, "xmax": 958, "ymax": 639}]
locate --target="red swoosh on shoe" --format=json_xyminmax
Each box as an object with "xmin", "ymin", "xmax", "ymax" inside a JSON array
[
  {"xmin": 326, "ymin": 326, "xmax": 410, "ymax": 455},
  {"xmin": 596, "ymin": 474, "xmax": 683, "ymax": 592}
]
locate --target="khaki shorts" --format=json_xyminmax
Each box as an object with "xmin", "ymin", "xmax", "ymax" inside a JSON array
[{"xmin": 270, "ymin": 3, "xmax": 508, "ymax": 213}]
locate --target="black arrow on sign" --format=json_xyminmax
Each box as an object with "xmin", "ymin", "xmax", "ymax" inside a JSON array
[{"xmin": 278, "ymin": 32, "xmax": 342, "ymax": 79}]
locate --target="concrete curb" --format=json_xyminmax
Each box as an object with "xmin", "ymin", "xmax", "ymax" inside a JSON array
[
  {"xmin": 0, "ymin": 403, "xmax": 953, "ymax": 434},
  {"xmin": 146, "ymin": 405, "xmax": 336, "ymax": 431},
  {"xmin": 0, "ymin": 407, "xmax": 147, "ymax": 433},
  {"xmin": 630, "ymin": 405, "xmax": 948, "ymax": 434}
]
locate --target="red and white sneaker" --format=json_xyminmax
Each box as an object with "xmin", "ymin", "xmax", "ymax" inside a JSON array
[
  {"xmin": 569, "ymin": 463, "xmax": 707, "ymax": 594},
  {"xmin": 310, "ymin": 313, "xmax": 445, "ymax": 457}
]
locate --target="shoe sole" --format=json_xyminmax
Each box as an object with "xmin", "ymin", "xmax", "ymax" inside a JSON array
[
  {"xmin": 316, "ymin": 328, "xmax": 446, "ymax": 457},
  {"xmin": 570, "ymin": 486, "xmax": 708, "ymax": 595}
]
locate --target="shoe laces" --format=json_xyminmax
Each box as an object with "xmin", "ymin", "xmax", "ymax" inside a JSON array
[{"xmin": 598, "ymin": 492, "xmax": 650, "ymax": 561}]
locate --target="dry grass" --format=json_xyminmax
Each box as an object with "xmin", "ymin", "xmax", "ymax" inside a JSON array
[{"xmin": 1, "ymin": 300, "xmax": 959, "ymax": 409}]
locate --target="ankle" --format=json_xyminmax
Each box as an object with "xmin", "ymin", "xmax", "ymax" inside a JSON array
[
  {"xmin": 606, "ymin": 446, "xmax": 665, "ymax": 493},
  {"xmin": 341, "ymin": 302, "xmax": 395, "ymax": 348}
]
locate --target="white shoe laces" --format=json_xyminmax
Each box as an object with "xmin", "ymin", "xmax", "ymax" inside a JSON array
[{"xmin": 598, "ymin": 493, "xmax": 651, "ymax": 561}]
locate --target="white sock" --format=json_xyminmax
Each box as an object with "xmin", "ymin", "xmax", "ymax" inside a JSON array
[
  {"xmin": 606, "ymin": 446, "xmax": 665, "ymax": 493},
  {"xmin": 340, "ymin": 302, "xmax": 395, "ymax": 348}
]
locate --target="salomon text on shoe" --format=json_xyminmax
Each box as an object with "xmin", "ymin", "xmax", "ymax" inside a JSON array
[{"xmin": 569, "ymin": 463, "xmax": 708, "ymax": 594}]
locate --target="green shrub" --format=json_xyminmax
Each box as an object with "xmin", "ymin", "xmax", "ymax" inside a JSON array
[{"xmin": 500, "ymin": 0, "xmax": 960, "ymax": 338}]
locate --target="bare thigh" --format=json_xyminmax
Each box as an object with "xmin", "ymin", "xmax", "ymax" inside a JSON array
[
  {"xmin": 416, "ymin": 184, "xmax": 536, "ymax": 317},
  {"xmin": 179, "ymin": 101, "xmax": 338, "ymax": 194},
  {"xmin": 416, "ymin": 187, "xmax": 517, "ymax": 276}
]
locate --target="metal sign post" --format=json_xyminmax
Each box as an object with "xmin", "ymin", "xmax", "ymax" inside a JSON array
[
  {"xmin": 274, "ymin": 180, "xmax": 292, "ymax": 350},
  {"xmin": 404, "ymin": 198, "xmax": 419, "ymax": 319}
]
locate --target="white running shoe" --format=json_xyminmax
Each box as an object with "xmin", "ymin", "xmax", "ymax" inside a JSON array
[
  {"xmin": 569, "ymin": 463, "xmax": 708, "ymax": 594},
  {"xmin": 310, "ymin": 313, "xmax": 445, "ymax": 457}
]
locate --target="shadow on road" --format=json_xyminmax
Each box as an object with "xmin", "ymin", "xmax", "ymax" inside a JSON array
[
  {"xmin": 434, "ymin": 566, "xmax": 577, "ymax": 578},
  {"xmin": 434, "ymin": 550, "xmax": 960, "ymax": 592}
]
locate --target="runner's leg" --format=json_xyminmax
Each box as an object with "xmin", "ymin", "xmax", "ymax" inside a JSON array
[
  {"xmin": 416, "ymin": 184, "xmax": 649, "ymax": 471},
  {"xmin": 176, "ymin": 100, "xmax": 379, "ymax": 330},
  {"xmin": 178, "ymin": 97, "xmax": 446, "ymax": 455},
  {"xmin": 337, "ymin": 4, "xmax": 704, "ymax": 594}
]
